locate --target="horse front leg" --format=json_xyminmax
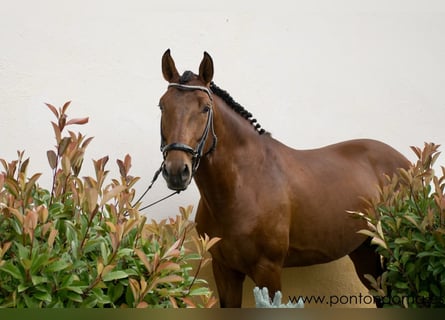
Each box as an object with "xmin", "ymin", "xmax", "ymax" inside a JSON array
[
  {"xmin": 250, "ymin": 259, "xmax": 283, "ymax": 301},
  {"xmin": 212, "ymin": 259, "xmax": 246, "ymax": 307}
]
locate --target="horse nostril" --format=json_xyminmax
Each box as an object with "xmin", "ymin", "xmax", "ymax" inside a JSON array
[
  {"xmin": 162, "ymin": 163, "xmax": 169, "ymax": 178},
  {"xmin": 181, "ymin": 164, "xmax": 190, "ymax": 181}
]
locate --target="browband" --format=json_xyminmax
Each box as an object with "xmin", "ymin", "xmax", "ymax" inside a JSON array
[{"xmin": 168, "ymin": 83, "xmax": 213, "ymax": 100}]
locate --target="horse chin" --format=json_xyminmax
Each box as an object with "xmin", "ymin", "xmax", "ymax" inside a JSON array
[
  {"xmin": 167, "ymin": 182, "xmax": 189, "ymax": 192},
  {"xmin": 165, "ymin": 176, "xmax": 191, "ymax": 192}
]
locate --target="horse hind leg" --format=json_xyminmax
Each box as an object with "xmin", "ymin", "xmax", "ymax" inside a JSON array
[
  {"xmin": 348, "ymin": 237, "xmax": 385, "ymax": 307},
  {"xmin": 212, "ymin": 259, "xmax": 246, "ymax": 307}
]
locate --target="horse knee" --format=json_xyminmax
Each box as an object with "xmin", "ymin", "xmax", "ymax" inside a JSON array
[{"xmin": 251, "ymin": 262, "xmax": 283, "ymax": 298}]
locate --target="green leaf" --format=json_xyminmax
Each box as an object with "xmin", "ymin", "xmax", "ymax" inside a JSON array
[
  {"xmin": 20, "ymin": 258, "xmax": 32, "ymax": 271},
  {"xmin": 100, "ymin": 242, "xmax": 109, "ymax": 265},
  {"xmin": 395, "ymin": 282, "xmax": 409, "ymax": 289},
  {"xmin": 404, "ymin": 215, "xmax": 420, "ymax": 228},
  {"xmin": 405, "ymin": 262, "xmax": 416, "ymax": 275},
  {"xmin": 31, "ymin": 275, "xmax": 48, "ymax": 286},
  {"xmin": 418, "ymin": 290, "xmax": 430, "ymax": 298},
  {"xmin": 394, "ymin": 237, "xmax": 410, "ymax": 245},
  {"xmin": 30, "ymin": 253, "xmax": 50, "ymax": 274},
  {"xmin": 108, "ymin": 283, "xmax": 124, "ymax": 303},
  {"xmin": 23, "ymin": 294, "xmax": 40, "ymax": 308},
  {"xmin": 34, "ymin": 291, "xmax": 52, "ymax": 303},
  {"xmin": 18, "ymin": 284, "xmax": 29, "ymax": 293},
  {"xmin": 83, "ymin": 238, "xmax": 103, "ymax": 254},
  {"xmin": 46, "ymin": 259, "xmax": 72, "ymax": 273},
  {"xmin": 64, "ymin": 221, "xmax": 78, "ymax": 243},
  {"xmin": 91, "ymin": 287, "xmax": 111, "ymax": 305},
  {"xmin": 0, "ymin": 261, "xmax": 23, "ymax": 280},
  {"xmin": 425, "ymin": 239, "xmax": 435, "ymax": 251},
  {"xmin": 67, "ymin": 286, "xmax": 85, "ymax": 294},
  {"xmin": 189, "ymin": 286, "xmax": 211, "ymax": 296},
  {"xmin": 432, "ymin": 264, "xmax": 444, "ymax": 277},
  {"xmin": 412, "ymin": 232, "xmax": 426, "ymax": 243},
  {"xmin": 102, "ymin": 270, "xmax": 128, "ymax": 282},
  {"xmin": 124, "ymin": 268, "xmax": 138, "ymax": 277},
  {"xmin": 66, "ymin": 291, "xmax": 83, "ymax": 303},
  {"xmin": 81, "ymin": 295, "xmax": 98, "ymax": 308},
  {"xmin": 400, "ymin": 251, "xmax": 414, "ymax": 265},
  {"xmin": 61, "ymin": 274, "xmax": 76, "ymax": 288},
  {"xmin": 430, "ymin": 283, "xmax": 441, "ymax": 297},
  {"xmin": 415, "ymin": 276, "xmax": 420, "ymax": 291},
  {"xmin": 117, "ymin": 248, "xmax": 133, "ymax": 258},
  {"xmin": 417, "ymin": 251, "xmax": 445, "ymax": 258},
  {"xmin": 16, "ymin": 243, "xmax": 30, "ymax": 261}
]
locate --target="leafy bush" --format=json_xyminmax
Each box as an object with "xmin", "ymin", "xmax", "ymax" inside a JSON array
[
  {"xmin": 355, "ymin": 142, "xmax": 445, "ymax": 307},
  {"xmin": 0, "ymin": 102, "xmax": 219, "ymax": 308}
]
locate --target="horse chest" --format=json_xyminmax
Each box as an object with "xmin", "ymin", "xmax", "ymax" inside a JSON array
[{"xmin": 196, "ymin": 203, "xmax": 291, "ymax": 271}]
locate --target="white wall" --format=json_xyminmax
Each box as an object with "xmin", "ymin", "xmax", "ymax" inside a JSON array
[{"xmin": 1, "ymin": 0, "xmax": 445, "ymax": 221}]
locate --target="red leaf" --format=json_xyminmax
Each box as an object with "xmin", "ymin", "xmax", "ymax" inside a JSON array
[
  {"xmin": 81, "ymin": 137, "xmax": 94, "ymax": 149},
  {"xmin": 58, "ymin": 137, "xmax": 71, "ymax": 156},
  {"xmin": 51, "ymin": 121, "xmax": 61, "ymax": 143},
  {"xmin": 66, "ymin": 117, "xmax": 89, "ymax": 126},
  {"xmin": 45, "ymin": 103, "xmax": 59, "ymax": 118},
  {"xmin": 0, "ymin": 173, "xmax": 5, "ymax": 190},
  {"xmin": 117, "ymin": 154, "xmax": 132, "ymax": 177},
  {"xmin": 61, "ymin": 101, "xmax": 71, "ymax": 114},
  {"xmin": 47, "ymin": 150, "xmax": 58, "ymax": 169},
  {"xmin": 117, "ymin": 159, "xmax": 126, "ymax": 177}
]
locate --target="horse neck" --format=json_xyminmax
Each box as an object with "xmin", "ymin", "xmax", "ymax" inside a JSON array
[{"xmin": 194, "ymin": 95, "xmax": 266, "ymax": 198}]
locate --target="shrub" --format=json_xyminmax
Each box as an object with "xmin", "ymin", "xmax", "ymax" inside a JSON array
[
  {"xmin": 0, "ymin": 102, "xmax": 219, "ymax": 308},
  {"xmin": 355, "ymin": 142, "xmax": 445, "ymax": 307}
]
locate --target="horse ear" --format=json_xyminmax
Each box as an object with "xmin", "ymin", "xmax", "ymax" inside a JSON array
[
  {"xmin": 198, "ymin": 51, "xmax": 214, "ymax": 85},
  {"xmin": 162, "ymin": 49, "xmax": 180, "ymax": 82}
]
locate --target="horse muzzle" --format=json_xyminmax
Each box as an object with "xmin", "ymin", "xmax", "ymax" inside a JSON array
[{"xmin": 161, "ymin": 156, "xmax": 193, "ymax": 191}]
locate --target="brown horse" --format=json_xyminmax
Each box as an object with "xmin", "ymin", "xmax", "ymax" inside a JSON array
[{"xmin": 158, "ymin": 49, "xmax": 410, "ymax": 307}]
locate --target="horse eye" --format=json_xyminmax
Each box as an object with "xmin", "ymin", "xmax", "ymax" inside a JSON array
[
  {"xmin": 158, "ymin": 104, "xmax": 163, "ymax": 111},
  {"xmin": 202, "ymin": 105, "xmax": 211, "ymax": 113}
]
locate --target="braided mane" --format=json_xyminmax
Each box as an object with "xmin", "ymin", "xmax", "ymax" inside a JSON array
[
  {"xmin": 178, "ymin": 71, "xmax": 267, "ymax": 135},
  {"xmin": 210, "ymin": 82, "xmax": 267, "ymax": 135}
]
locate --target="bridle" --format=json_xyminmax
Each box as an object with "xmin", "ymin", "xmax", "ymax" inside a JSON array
[
  {"xmin": 160, "ymin": 83, "xmax": 218, "ymax": 175},
  {"xmin": 135, "ymin": 83, "xmax": 217, "ymax": 211}
]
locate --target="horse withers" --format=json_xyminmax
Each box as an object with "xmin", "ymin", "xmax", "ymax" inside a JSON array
[{"xmin": 157, "ymin": 49, "xmax": 410, "ymax": 307}]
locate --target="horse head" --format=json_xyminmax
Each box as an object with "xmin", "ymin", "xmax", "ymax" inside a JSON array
[{"xmin": 159, "ymin": 49, "xmax": 217, "ymax": 191}]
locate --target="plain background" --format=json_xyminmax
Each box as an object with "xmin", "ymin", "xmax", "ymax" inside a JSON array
[
  {"xmin": 2, "ymin": 0, "xmax": 445, "ymax": 308},
  {"xmin": 1, "ymin": 0, "xmax": 445, "ymax": 221}
]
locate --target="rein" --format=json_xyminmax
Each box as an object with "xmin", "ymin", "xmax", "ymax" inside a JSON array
[
  {"xmin": 133, "ymin": 164, "xmax": 179, "ymax": 212},
  {"xmin": 136, "ymin": 83, "xmax": 217, "ymax": 211}
]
